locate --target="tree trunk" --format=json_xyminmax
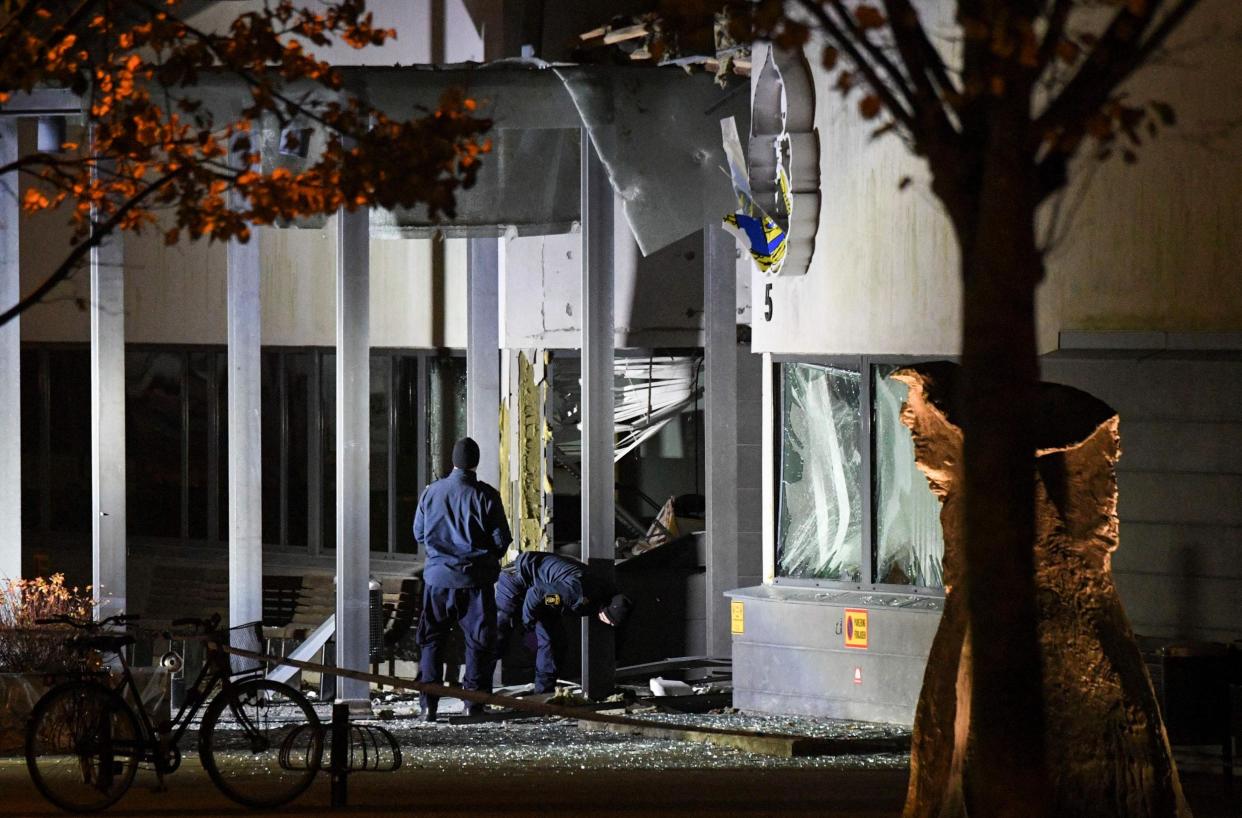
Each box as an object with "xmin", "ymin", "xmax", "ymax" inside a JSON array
[
  {"xmin": 906, "ymin": 107, "xmax": 1190, "ymax": 813},
  {"xmin": 956, "ymin": 133, "xmax": 1051, "ymax": 816},
  {"xmin": 898, "ymin": 360, "xmax": 1192, "ymax": 818}
]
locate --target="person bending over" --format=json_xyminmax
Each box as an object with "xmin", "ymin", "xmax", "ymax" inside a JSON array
[{"xmin": 492, "ymin": 550, "xmax": 633, "ymax": 694}]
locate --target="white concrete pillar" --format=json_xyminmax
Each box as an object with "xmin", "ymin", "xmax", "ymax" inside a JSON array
[
  {"xmin": 579, "ymin": 132, "xmax": 615, "ymax": 698},
  {"xmin": 761, "ymin": 352, "xmax": 776, "ymax": 582},
  {"xmin": 0, "ymin": 119, "xmax": 20, "ymax": 581},
  {"xmin": 335, "ymin": 206, "xmax": 370, "ymax": 703},
  {"xmin": 91, "ymin": 171, "xmax": 127, "ymax": 616},
  {"xmin": 467, "ymin": 238, "xmax": 501, "ymax": 488},
  {"xmin": 226, "ymin": 196, "xmax": 262, "ymax": 628},
  {"xmin": 704, "ymin": 220, "xmax": 739, "ymax": 658}
]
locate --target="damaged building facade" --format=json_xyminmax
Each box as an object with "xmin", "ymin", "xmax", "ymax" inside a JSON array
[
  {"xmin": 731, "ymin": 1, "xmax": 1242, "ymax": 723},
  {"xmin": 2, "ymin": 0, "xmax": 1240, "ymax": 730}
]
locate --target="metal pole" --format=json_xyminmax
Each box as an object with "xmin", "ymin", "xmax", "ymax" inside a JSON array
[
  {"xmin": 335, "ymin": 203, "xmax": 370, "ymax": 706},
  {"xmin": 704, "ymin": 220, "xmax": 739, "ymax": 658},
  {"xmin": 466, "ymin": 238, "xmax": 500, "ymax": 488},
  {"xmin": 330, "ymin": 701, "xmax": 349, "ymax": 807},
  {"xmin": 0, "ymin": 119, "xmax": 20, "ymax": 580},
  {"xmin": 579, "ymin": 131, "xmax": 615, "ymax": 699},
  {"xmin": 91, "ymin": 156, "xmax": 126, "ymax": 616},
  {"xmin": 227, "ymin": 147, "xmax": 263, "ymax": 629}
]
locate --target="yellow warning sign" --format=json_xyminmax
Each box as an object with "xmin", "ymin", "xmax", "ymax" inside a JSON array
[
  {"xmin": 843, "ymin": 608, "xmax": 869, "ymax": 649},
  {"xmin": 730, "ymin": 600, "xmax": 745, "ymax": 634}
]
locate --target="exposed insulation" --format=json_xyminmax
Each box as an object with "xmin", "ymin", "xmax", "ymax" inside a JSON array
[{"xmin": 506, "ymin": 350, "xmax": 552, "ymax": 554}]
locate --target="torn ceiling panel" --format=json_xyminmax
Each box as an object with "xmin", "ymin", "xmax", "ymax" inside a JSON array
[
  {"xmin": 372, "ymin": 126, "xmax": 581, "ymax": 238},
  {"xmin": 555, "ymin": 66, "xmax": 749, "ymax": 256},
  {"xmin": 174, "ymin": 65, "xmax": 747, "ymax": 243}
]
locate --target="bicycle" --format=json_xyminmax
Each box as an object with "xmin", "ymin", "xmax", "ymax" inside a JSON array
[{"xmin": 24, "ymin": 612, "xmax": 324, "ymax": 812}]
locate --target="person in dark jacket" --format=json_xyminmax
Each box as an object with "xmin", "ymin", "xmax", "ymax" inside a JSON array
[
  {"xmin": 413, "ymin": 437, "xmax": 511, "ymax": 721},
  {"xmin": 491, "ymin": 550, "xmax": 633, "ymax": 694}
]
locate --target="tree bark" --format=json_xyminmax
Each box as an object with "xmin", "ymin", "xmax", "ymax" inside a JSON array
[
  {"xmin": 946, "ymin": 106, "xmax": 1051, "ymax": 815},
  {"xmin": 898, "ymin": 362, "xmax": 1191, "ymax": 818}
]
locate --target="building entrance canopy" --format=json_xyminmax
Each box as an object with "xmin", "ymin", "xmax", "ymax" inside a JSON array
[{"xmin": 0, "ymin": 63, "xmax": 747, "ymax": 252}]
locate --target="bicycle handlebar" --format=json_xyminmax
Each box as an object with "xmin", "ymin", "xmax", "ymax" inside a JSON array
[
  {"xmin": 34, "ymin": 613, "xmax": 140, "ymax": 629},
  {"xmin": 164, "ymin": 613, "xmax": 222, "ymax": 639}
]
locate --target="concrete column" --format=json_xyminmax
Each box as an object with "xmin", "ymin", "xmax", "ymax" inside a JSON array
[
  {"xmin": 704, "ymin": 221, "xmax": 739, "ymax": 658},
  {"xmin": 335, "ymin": 206, "xmax": 370, "ymax": 704},
  {"xmin": 761, "ymin": 353, "xmax": 776, "ymax": 582},
  {"xmin": 0, "ymin": 119, "xmax": 20, "ymax": 580},
  {"xmin": 579, "ymin": 133, "xmax": 615, "ymax": 699},
  {"xmin": 466, "ymin": 238, "xmax": 500, "ymax": 488},
  {"xmin": 226, "ymin": 198, "xmax": 262, "ymax": 629},
  {"xmin": 91, "ymin": 174, "xmax": 126, "ymax": 616}
]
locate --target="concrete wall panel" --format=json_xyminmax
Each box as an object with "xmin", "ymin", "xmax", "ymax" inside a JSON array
[{"xmin": 751, "ymin": 0, "xmax": 1242, "ymax": 357}]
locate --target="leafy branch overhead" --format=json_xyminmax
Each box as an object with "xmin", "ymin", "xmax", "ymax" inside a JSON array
[{"xmin": 0, "ymin": 0, "xmax": 493, "ymax": 322}]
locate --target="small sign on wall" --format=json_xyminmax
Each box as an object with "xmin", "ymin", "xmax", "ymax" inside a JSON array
[
  {"xmin": 731, "ymin": 600, "xmax": 745, "ymax": 634},
  {"xmin": 844, "ymin": 608, "xmax": 869, "ymax": 649}
]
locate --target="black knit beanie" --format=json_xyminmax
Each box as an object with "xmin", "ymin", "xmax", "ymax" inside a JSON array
[
  {"xmin": 452, "ymin": 437, "xmax": 480, "ymax": 470},
  {"xmin": 603, "ymin": 594, "xmax": 633, "ymax": 627}
]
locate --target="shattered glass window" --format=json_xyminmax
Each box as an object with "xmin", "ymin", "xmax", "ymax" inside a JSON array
[
  {"xmin": 777, "ymin": 363, "xmax": 862, "ymax": 581},
  {"xmin": 873, "ymin": 366, "xmax": 945, "ymax": 588}
]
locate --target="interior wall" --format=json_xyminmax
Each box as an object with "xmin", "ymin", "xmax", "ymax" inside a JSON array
[
  {"xmin": 20, "ymin": 212, "xmax": 468, "ymax": 348},
  {"xmin": 750, "ymin": 0, "xmax": 1242, "ymax": 357},
  {"xmin": 501, "ymin": 211, "xmax": 709, "ymax": 351},
  {"xmin": 1042, "ymin": 352, "xmax": 1242, "ymax": 644}
]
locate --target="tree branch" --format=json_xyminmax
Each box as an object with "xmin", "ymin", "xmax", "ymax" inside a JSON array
[
  {"xmin": 128, "ymin": 0, "xmax": 352, "ymax": 138},
  {"xmin": 824, "ymin": 0, "xmax": 920, "ymax": 112},
  {"xmin": 880, "ymin": 0, "xmax": 961, "ymax": 146},
  {"xmin": 0, "ymin": 170, "xmax": 182, "ymax": 327},
  {"xmin": 1035, "ymin": 0, "xmax": 1074, "ymax": 74},
  {"xmin": 884, "ymin": 0, "xmax": 960, "ymax": 106},
  {"xmin": 1036, "ymin": 0, "xmax": 1201, "ymax": 138},
  {"xmin": 791, "ymin": 0, "xmax": 918, "ymax": 138}
]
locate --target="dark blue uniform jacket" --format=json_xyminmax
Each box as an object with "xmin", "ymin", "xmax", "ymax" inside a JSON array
[
  {"xmin": 505, "ymin": 551, "xmax": 615, "ymax": 627},
  {"xmin": 413, "ymin": 469, "xmax": 512, "ymax": 588}
]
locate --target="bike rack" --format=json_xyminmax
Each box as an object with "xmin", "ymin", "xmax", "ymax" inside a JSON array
[{"xmin": 278, "ymin": 703, "xmax": 403, "ymax": 807}]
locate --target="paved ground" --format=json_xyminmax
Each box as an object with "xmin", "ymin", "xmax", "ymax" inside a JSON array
[
  {"xmin": 1, "ymin": 702, "xmax": 1235, "ymax": 817},
  {"xmin": 1, "ymin": 757, "xmax": 1235, "ymax": 817},
  {"xmin": 0, "ymin": 758, "xmax": 911, "ymax": 817}
]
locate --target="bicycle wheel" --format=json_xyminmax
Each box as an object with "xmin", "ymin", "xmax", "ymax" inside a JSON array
[
  {"xmin": 198, "ymin": 678, "xmax": 322, "ymax": 808},
  {"xmin": 26, "ymin": 681, "xmax": 142, "ymax": 813}
]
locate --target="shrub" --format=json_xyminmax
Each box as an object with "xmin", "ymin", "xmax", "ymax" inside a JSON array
[{"xmin": 0, "ymin": 575, "xmax": 96, "ymax": 674}]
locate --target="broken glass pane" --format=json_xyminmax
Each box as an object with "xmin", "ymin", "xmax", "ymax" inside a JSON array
[
  {"xmin": 777, "ymin": 363, "xmax": 862, "ymax": 581},
  {"xmin": 873, "ymin": 366, "xmax": 945, "ymax": 588}
]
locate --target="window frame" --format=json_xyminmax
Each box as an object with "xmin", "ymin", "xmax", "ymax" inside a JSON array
[
  {"xmin": 769, "ymin": 353, "xmax": 953, "ymax": 596},
  {"xmin": 19, "ymin": 342, "xmax": 466, "ymax": 570}
]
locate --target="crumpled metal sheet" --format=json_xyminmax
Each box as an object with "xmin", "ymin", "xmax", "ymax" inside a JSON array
[
  {"xmin": 194, "ymin": 65, "xmax": 747, "ymax": 249},
  {"xmin": 370, "ymin": 127, "xmax": 580, "ymax": 239},
  {"xmin": 555, "ymin": 66, "xmax": 750, "ymax": 256},
  {"xmin": 242, "ymin": 65, "xmax": 584, "ymax": 235}
]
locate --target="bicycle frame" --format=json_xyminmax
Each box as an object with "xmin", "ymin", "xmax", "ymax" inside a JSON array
[{"xmin": 91, "ymin": 635, "xmax": 251, "ymax": 773}]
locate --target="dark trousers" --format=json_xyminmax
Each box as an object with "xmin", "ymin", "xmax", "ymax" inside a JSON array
[
  {"xmin": 494, "ymin": 571, "xmax": 568, "ymax": 693},
  {"xmin": 416, "ymin": 584, "xmax": 496, "ymax": 709}
]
